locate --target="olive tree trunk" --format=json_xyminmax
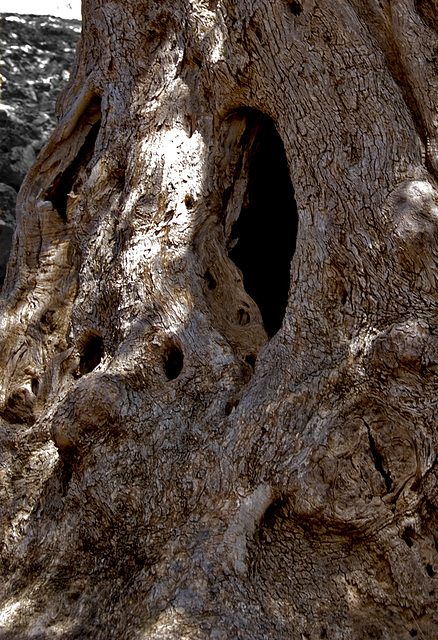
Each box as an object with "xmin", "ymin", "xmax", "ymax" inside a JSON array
[{"xmin": 1, "ymin": 0, "xmax": 438, "ymax": 638}]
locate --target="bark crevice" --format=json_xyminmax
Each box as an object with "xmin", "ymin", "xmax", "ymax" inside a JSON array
[{"xmin": 45, "ymin": 96, "xmax": 102, "ymax": 222}]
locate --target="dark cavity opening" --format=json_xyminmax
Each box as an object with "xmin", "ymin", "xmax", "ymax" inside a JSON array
[
  {"xmin": 46, "ymin": 97, "xmax": 102, "ymax": 221},
  {"xmin": 184, "ymin": 194, "xmax": 194, "ymax": 209},
  {"xmin": 402, "ymin": 527, "xmax": 415, "ymax": 548},
  {"xmin": 225, "ymin": 398, "xmax": 240, "ymax": 415},
  {"xmin": 227, "ymin": 111, "xmax": 298, "ymax": 337},
  {"xmin": 237, "ymin": 308, "xmax": 250, "ymax": 325},
  {"xmin": 79, "ymin": 333, "xmax": 104, "ymax": 376},
  {"xmin": 163, "ymin": 342, "xmax": 184, "ymax": 380},
  {"xmin": 426, "ymin": 563, "xmax": 435, "ymax": 577},
  {"xmin": 60, "ymin": 450, "xmax": 76, "ymax": 496},
  {"xmin": 289, "ymin": 0, "xmax": 303, "ymax": 15},
  {"xmin": 253, "ymin": 496, "xmax": 291, "ymax": 545},
  {"xmin": 366, "ymin": 425, "xmax": 392, "ymax": 493},
  {"xmin": 245, "ymin": 353, "xmax": 256, "ymax": 368},
  {"xmin": 204, "ymin": 269, "xmax": 217, "ymax": 290}
]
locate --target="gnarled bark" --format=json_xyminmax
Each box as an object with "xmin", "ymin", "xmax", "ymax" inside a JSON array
[{"xmin": 1, "ymin": 1, "xmax": 438, "ymax": 638}]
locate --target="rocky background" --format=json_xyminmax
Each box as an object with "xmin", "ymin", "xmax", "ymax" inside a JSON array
[{"xmin": 0, "ymin": 13, "xmax": 81, "ymax": 288}]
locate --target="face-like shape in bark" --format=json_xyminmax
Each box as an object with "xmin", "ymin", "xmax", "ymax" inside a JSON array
[{"xmin": 1, "ymin": 0, "xmax": 438, "ymax": 637}]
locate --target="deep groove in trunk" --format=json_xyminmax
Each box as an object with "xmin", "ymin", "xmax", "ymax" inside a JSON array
[{"xmin": 46, "ymin": 98, "xmax": 102, "ymax": 221}]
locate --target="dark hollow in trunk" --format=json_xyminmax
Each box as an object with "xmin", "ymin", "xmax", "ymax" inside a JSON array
[{"xmin": 228, "ymin": 114, "xmax": 298, "ymax": 337}]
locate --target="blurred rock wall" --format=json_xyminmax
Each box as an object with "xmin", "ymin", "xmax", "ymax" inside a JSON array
[{"xmin": 0, "ymin": 13, "xmax": 80, "ymax": 287}]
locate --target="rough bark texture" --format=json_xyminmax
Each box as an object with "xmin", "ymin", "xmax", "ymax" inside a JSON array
[{"xmin": 1, "ymin": 0, "xmax": 438, "ymax": 638}]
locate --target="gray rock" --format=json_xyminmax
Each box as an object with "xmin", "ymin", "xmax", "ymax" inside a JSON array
[
  {"xmin": 0, "ymin": 223, "xmax": 14, "ymax": 287},
  {"xmin": 0, "ymin": 144, "xmax": 36, "ymax": 189},
  {"xmin": 0, "ymin": 182, "xmax": 17, "ymax": 287},
  {"xmin": 0, "ymin": 182, "xmax": 17, "ymax": 226}
]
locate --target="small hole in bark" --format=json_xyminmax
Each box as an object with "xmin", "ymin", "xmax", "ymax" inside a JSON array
[
  {"xmin": 341, "ymin": 289, "xmax": 347, "ymax": 305},
  {"xmin": 79, "ymin": 334, "xmax": 104, "ymax": 375},
  {"xmin": 185, "ymin": 194, "xmax": 194, "ymax": 209},
  {"xmin": 245, "ymin": 354, "xmax": 256, "ymax": 368},
  {"xmin": 409, "ymin": 630, "xmax": 418, "ymax": 637},
  {"xmin": 254, "ymin": 26, "xmax": 263, "ymax": 41},
  {"xmin": 60, "ymin": 450, "xmax": 77, "ymax": 496},
  {"xmin": 41, "ymin": 309, "xmax": 54, "ymax": 325},
  {"xmin": 238, "ymin": 308, "xmax": 250, "ymax": 325},
  {"xmin": 367, "ymin": 427, "xmax": 392, "ymax": 492},
  {"xmin": 163, "ymin": 342, "xmax": 184, "ymax": 380},
  {"xmin": 164, "ymin": 209, "xmax": 175, "ymax": 224},
  {"xmin": 227, "ymin": 111, "xmax": 298, "ymax": 337},
  {"xmin": 31, "ymin": 379, "xmax": 39, "ymax": 395},
  {"xmin": 204, "ymin": 269, "xmax": 217, "ymax": 290},
  {"xmin": 257, "ymin": 497, "xmax": 289, "ymax": 540},
  {"xmin": 402, "ymin": 528, "xmax": 415, "ymax": 547},
  {"xmin": 426, "ymin": 564, "xmax": 435, "ymax": 577},
  {"xmin": 46, "ymin": 97, "xmax": 101, "ymax": 221},
  {"xmin": 225, "ymin": 399, "xmax": 239, "ymax": 415},
  {"xmin": 41, "ymin": 309, "xmax": 56, "ymax": 331},
  {"xmin": 289, "ymin": 0, "xmax": 303, "ymax": 14}
]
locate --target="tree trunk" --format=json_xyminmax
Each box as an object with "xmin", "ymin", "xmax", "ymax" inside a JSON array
[{"xmin": 1, "ymin": 1, "xmax": 438, "ymax": 638}]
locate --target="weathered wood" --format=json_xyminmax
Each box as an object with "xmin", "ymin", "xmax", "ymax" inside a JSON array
[{"xmin": 1, "ymin": 0, "xmax": 438, "ymax": 638}]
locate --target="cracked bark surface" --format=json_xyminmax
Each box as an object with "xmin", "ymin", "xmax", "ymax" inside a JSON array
[{"xmin": 1, "ymin": 0, "xmax": 438, "ymax": 638}]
